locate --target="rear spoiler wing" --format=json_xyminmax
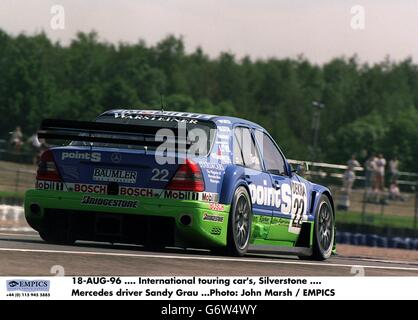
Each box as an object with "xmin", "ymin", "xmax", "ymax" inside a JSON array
[{"xmin": 38, "ymin": 119, "xmax": 189, "ymax": 147}]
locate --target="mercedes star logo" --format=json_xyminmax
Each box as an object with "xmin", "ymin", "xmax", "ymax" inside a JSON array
[{"xmin": 111, "ymin": 153, "xmax": 122, "ymax": 163}]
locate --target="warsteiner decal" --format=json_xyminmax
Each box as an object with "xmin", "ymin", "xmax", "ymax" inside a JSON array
[{"xmin": 113, "ymin": 111, "xmax": 205, "ymax": 124}]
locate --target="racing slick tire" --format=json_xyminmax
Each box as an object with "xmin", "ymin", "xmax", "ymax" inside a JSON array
[
  {"xmin": 39, "ymin": 216, "xmax": 75, "ymax": 245},
  {"xmin": 222, "ymin": 186, "xmax": 252, "ymax": 257},
  {"xmin": 39, "ymin": 230, "xmax": 75, "ymax": 245},
  {"xmin": 300, "ymin": 195, "xmax": 334, "ymax": 261}
]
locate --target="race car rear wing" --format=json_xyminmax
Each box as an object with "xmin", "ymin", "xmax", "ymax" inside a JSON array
[{"xmin": 38, "ymin": 119, "xmax": 190, "ymax": 147}]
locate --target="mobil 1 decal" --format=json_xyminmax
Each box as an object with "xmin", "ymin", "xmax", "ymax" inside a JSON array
[{"xmin": 289, "ymin": 181, "xmax": 308, "ymax": 234}]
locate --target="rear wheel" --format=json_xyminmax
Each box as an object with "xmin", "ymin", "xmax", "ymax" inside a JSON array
[
  {"xmin": 39, "ymin": 215, "xmax": 75, "ymax": 245},
  {"xmin": 223, "ymin": 186, "xmax": 252, "ymax": 256},
  {"xmin": 300, "ymin": 195, "xmax": 334, "ymax": 260},
  {"xmin": 39, "ymin": 229, "xmax": 75, "ymax": 245}
]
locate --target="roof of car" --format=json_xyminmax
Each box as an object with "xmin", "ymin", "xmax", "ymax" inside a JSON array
[{"xmin": 101, "ymin": 109, "xmax": 264, "ymax": 129}]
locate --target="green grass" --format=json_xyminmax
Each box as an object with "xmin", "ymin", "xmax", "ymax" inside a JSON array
[
  {"xmin": 0, "ymin": 190, "xmax": 25, "ymax": 200},
  {"xmin": 336, "ymin": 211, "xmax": 417, "ymax": 230}
]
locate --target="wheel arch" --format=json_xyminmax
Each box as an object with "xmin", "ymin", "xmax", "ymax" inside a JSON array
[
  {"xmin": 321, "ymin": 191, "xmax": 335, "ymax": 217},
  {"xmin": 219, "ymin": 165, "xmax": 253, "ymax": 206},
  {"xmin": 310, "ymin": 184, "xmax": 335, "ymax": 218}
]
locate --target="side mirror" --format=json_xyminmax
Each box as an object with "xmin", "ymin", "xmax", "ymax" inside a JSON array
[{"xmin": 291, "ymin": 162, "xmax": 309, "ymax": 175}]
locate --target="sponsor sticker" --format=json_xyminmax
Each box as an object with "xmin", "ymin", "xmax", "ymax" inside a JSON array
[
  {"xmin": 35, "ymin": 181, "xmax": 219, "ymax": 203},
  {"xmin": 288, "ymin": 181, "xmax": 308, "ymax": 234},
  {"xmin": 36, "ymin": 180, "xmax": 65, "ymax": 191},
  {"xmin": 163, "ymin": 190, "xmax": 199, "ymax": 201},
  {"xmin": 210, "ymin": 226, "xmax": 222, "ymax": 235},
  {"xmin": 113, "ymin": 111, "xmax": 201, "ymax": 124},
  {"xmin": 216, "ymin": 134, "xmax": 230, "ymax": 141},
  {"xmin": 216, "ymin": 119, "xmax": 232, "ymax": 124},
  {"xmin": 74, "ymin": 183, "xmax": 107, "ymax": 194},
  {"xmin": 248, "ymin": 181, "xmax": 308, "ymax": 234},
  {"xmin": 201, "ymin": 192, "xmax": 219, "ymax": 202},
  {"xmin": 209, "ymin": 203, "xmax": 225, "ymax": 211},
  {"xmin": 203, "ymin": 213, "xmax": 224, "ymax": 223},
  {"xmin": 119, "ymin": 186, "xmax": 155, "ymax": 197},
  {"xmin": 93, "ymin": 168, "xmax": 137, "ymax": 184},
  {"xmin": 7, "ymin": 280, "xmax": 50, "ymax": 292},
  {"xmin": 61, "ymin": 151, "xmax": 101, "ymax": 162},
  {"xmin": 81, "ymin": 196, "xmax": 138, "ymax": 208},
  {"xmin": 198, "ymin": 162, "xmax": 225, "ymax": 170}
]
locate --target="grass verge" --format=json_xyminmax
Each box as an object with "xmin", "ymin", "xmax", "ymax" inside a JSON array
[{"xmin": 336, "ymin": 211, "xmax": 417, "ymax": 230}]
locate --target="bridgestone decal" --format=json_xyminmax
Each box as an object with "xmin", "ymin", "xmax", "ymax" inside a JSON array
[
  {"xmin": 203, "ymin": 213, "xmax": 224, "ymax": 223},
  {"xmin": 81, "ymin": 196, "xmax": 138, "ymax": 208}
]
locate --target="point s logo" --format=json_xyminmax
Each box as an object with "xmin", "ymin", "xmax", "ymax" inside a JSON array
[
  {"xmin": 249, "ymin": 183, "xmax": 292, "ymax": 212},
  {"xmin": 61, "ymin": 151, "xmax": 101, "ymax": 162}
]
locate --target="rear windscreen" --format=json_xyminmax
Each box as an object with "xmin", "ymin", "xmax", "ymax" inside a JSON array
[{"xmin": 71, "ymin": 113, "xmax": 217, "ymax": 155}]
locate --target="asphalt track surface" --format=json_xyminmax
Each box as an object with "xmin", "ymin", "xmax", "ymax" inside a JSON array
[{"xmin": 0, "ymin": 231, "xmax": 417, "ymax": 276}]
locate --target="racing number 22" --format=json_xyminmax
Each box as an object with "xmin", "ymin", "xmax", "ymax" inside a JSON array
[
  {"xmin": 292, "ymin": 198, "xmax": 304, "ymax": 227},
  {"xmin": 151, "ymin": 168, "xmax": 169, "ymax": 181}
]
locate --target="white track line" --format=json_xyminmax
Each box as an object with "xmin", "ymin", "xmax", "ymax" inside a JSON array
[
  {"xmin": 341, "ymin": 256, "xmax": 418, "ymax": 266},
  {"xmin": 0, "ymin": 247, "xmax": 417, "ymax": 272},
  {"xmin": 0, "ymin": 227, "xmax": 34, "ymax": 232},
  {"xmin": 0, "ymin": 232, "xmax": 39, "ymax": 237}
]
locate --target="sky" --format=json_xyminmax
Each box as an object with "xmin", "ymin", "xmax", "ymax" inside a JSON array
[{"xmin": 0, "ymin": 0, "xmax": 417, "ymax": 64}]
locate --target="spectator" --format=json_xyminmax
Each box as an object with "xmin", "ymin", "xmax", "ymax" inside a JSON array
[
  {"xmin": 342, "ymin": 154, "xmax": 360, "ymax": 193},
  {"xmin": 389, "ymin": 157, "xmax": 399, "ymax": 183},
  {"xmin": 10, "ymin": 126, "xmax": 23, "ymax": 152},
  {"xmin": 347, "ymin": 154, "xmax": 360, "ymax": 172},
  {"xmin": 27, "ymin": 133, "xmax": 42, "ymax": 164},
  {"xmin": 389, "ymin": 181, "xmax": 405, "ymax": 201},
  {"xmin": 374, "ymin": 153, "xmax": 386, "ymax": 192},
  {"xmin": 364, "ymin": 153, "xmax": 376, "ymax": 189}
]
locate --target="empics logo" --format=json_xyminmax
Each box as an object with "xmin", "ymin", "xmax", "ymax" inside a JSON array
[
  {"xmin": 7, "ymin": 279, "xmax": 50, "ymax": 292},
  {"xmin": 61, "ymin": 151, "xmax": 101, "ymax": 162}
]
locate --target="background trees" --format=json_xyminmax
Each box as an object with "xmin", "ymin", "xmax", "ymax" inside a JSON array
[{"xmin": 0, "ymin": 30, "xmax": 416, "ymax": 171}]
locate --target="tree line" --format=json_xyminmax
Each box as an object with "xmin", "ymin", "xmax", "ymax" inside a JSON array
[{"xmin": 0, "ymin": 30, "xmax": 417, "ymax": 171}]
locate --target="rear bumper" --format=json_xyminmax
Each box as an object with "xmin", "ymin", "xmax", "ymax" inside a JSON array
[{"xmin": 24, "ymin": 189, "xmax": 230, "ymax": 248}]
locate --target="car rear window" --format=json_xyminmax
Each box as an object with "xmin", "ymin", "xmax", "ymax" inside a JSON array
[{"xmin": 71, "ymin": 113, "xmax": 216, "ymax": 155}]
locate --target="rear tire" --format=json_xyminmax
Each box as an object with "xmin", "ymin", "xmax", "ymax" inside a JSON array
[
  {"xmin": 224, "ymin": 186, "xmax": 252, "ymax": 256},
  {"xmin": 39, "ymin": 215, "xmax": 75, "ymax": 245},
  {"xmin": 39, "ymin": 229, "xmax": 75, "ymax": 245},
  {"xmin": 300, "ymin": 195, "xmax": 334, "ymax": 260}
]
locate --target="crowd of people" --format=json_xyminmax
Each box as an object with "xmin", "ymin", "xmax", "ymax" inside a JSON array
[
  {"xmin": 9, "ymin": 126, "xmax": 47, "ymax": 164},
  {"xmin": 342, "ymin": 153, "xmax": 405, "ymax": 203}
]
